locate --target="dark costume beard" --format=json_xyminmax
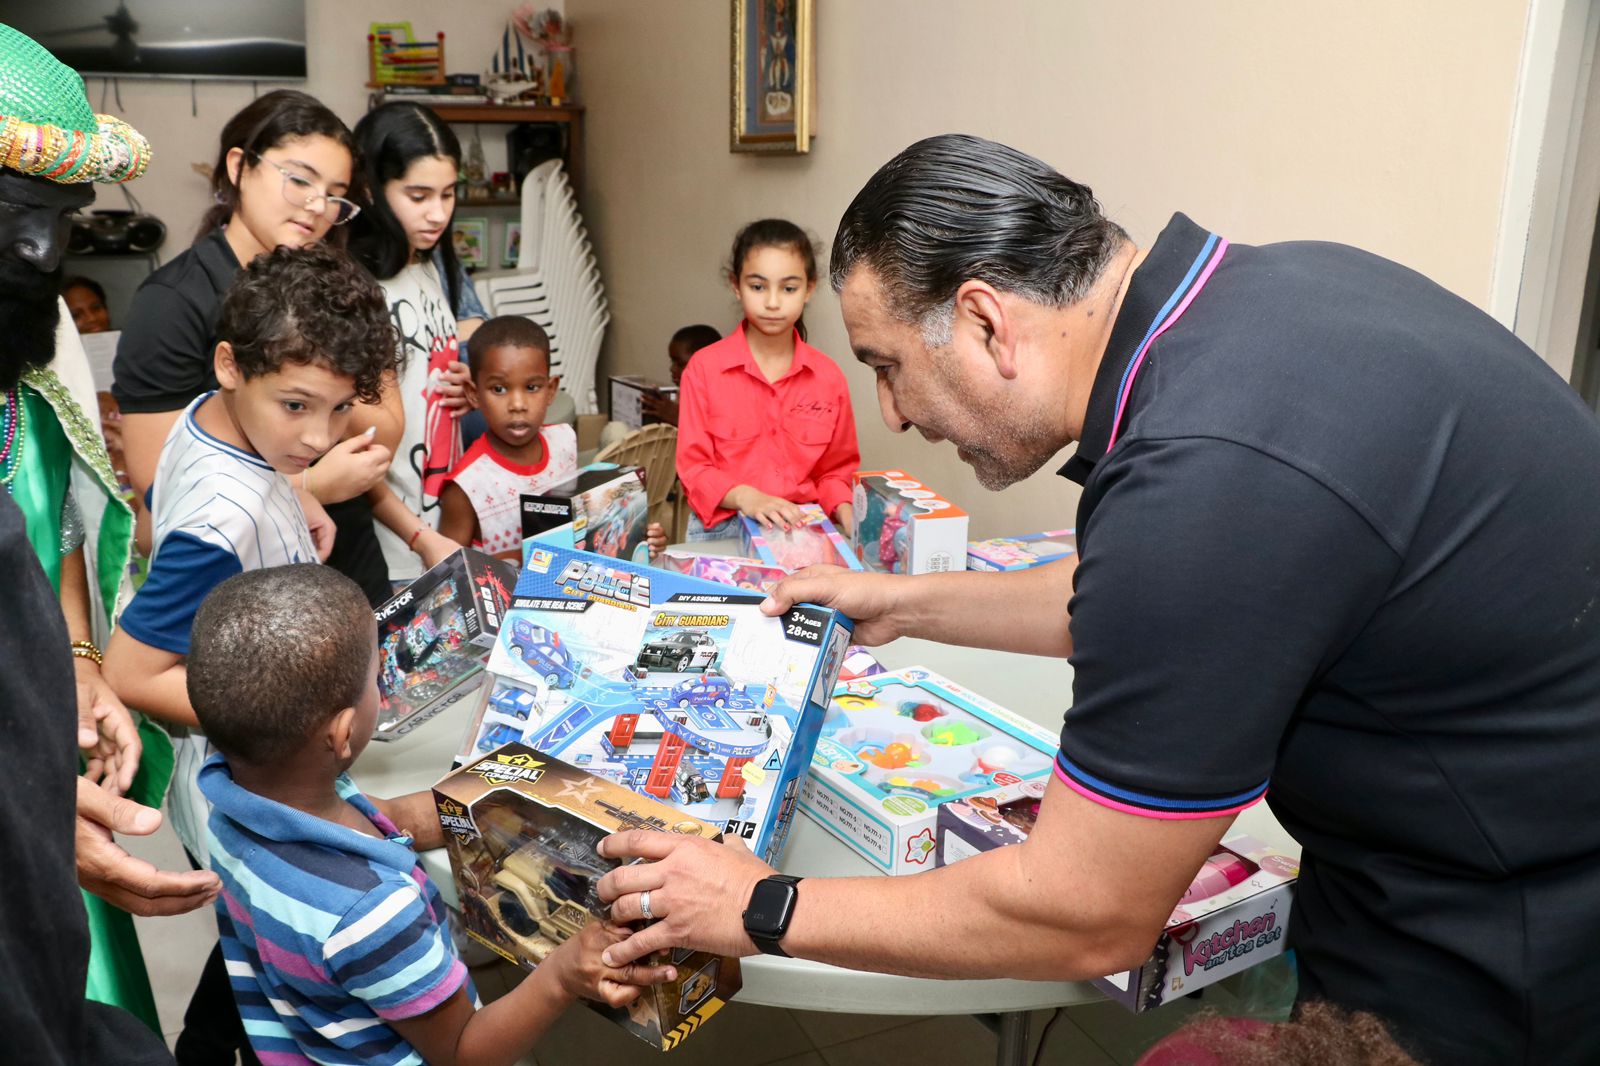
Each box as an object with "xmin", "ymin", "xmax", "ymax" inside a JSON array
[{"xmin": 0, "ymin": 289, "xmax": 60, "ymax": 392}]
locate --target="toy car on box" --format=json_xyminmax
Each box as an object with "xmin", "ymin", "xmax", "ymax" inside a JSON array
[
  {"xmin": 435, "ymin": 743, "xmax": 742, "ymax": 1049},
  {"xmin": 966, "ymin": 529, "xmax": 1077, "ymax": 572},
  {"xmin": 739, "ymin": 504, "xmax": 863, "ymax": 572},
  {"xmin": 520, "ymin": 463, "xmax": 650, "ymax": 565},
  {"xmin": 657, "ymin": 549, "xmax": 788, "ymax": 595},
  {"xmin": 800, "ymin": 667, "xmax": 1059, "ymax": 874},
  {"xmin": 852, "ymin": 471, "xmax": 969, "ymax": 574},
  {"xmin": 939, "ymin": 807, "xmax": 1298, "ymax": 1013},
  {"xmin": 459, "ymin": 545, "xmax": 853, "ymax": 864},
  {"xmin": 373, "ymin": 548, "xmax": 517, "ymax": 741}
]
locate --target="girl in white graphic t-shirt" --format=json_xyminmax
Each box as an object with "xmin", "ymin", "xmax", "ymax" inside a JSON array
[{"xmin": 349, "ymin": 102, "xmax": 481, "ymax": 580}]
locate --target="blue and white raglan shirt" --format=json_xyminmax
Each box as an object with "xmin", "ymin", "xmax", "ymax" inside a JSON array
[
  {"xmin": 200, "ymin": 757, "xmax": 473, "ymax": 1065},
  {"xmin": 117, "ymin": 391, "xmax": 316, "ymax": 863}
]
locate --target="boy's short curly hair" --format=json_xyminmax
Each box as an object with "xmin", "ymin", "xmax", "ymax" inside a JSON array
[
  {"xmin": 468, "ymin": 315, "xmax": 550, "ymax": 380},
  {"xmin": 188, "ymin": 564, "xmax": 377, "ymax": 766},
  {"xmin": 216, "ymin": 244, "xmax": 400, "ymax": 405}
]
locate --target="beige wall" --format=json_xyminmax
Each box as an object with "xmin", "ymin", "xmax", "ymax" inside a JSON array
[{"xmin": 568, "ymin": 0, "xmax": 1530, "ymax": 538}]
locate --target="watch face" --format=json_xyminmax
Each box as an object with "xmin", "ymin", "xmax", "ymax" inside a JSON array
[{"xmin": 744, "ymin": 878, "xmax": 798, "ymax": 937}]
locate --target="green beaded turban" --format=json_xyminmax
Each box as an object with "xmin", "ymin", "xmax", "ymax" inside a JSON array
[{"xmin": 0, "ymin": 22, "xmax": 151, "ymax": 183}]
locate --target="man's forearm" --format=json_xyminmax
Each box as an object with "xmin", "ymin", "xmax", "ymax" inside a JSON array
[{"xmin": 898, "ymin": 557, "xmax": 1076, "ymax": 657}]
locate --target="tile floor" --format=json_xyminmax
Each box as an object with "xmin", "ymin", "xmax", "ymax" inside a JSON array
[{"xmin": 128, "ymin": 818, "xmax": 1237, "ymax": 1064}]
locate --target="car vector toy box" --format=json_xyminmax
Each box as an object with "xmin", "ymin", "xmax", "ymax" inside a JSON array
[
  {"xmin": 520, "ymin": 463, "xmax": 650, "ymax": 565},
  {"xmin": 739, "ymin": 504, "xmax": 864, "ymax": 573},
  {"xmin": 461, "ymin": 545, "xmax": 854, "ymax": 864},
  {"xmin": 373, "ymin": 548, "xmax": 518, "ymax": 741},
  {"xmin": 852, "ymin": 471, "xmax": 969, "ymax": 575},
  {"xmin": 938, "ymin": 809, "xmax": 1298, "ymax": 1013},
  {"xmin": 966, "ymin": 529, "xmax": 1077, "ymax": 572},
  {"xmin": 800, "ymin": 667, "xmax": 1059, "ymax": 874},
  {"xmin": 435, "ymin": 743, "xmax": 742, "ymax": 1050}
]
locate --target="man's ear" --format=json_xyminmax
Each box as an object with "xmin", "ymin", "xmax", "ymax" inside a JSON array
[
  {"xmin": 212, "ymin": 341, "xmax": 241, "ymax": 390},
  {"xmin": 324, "ymin": 706, "xmax": 358, "ymax": 761},
  {"xmin": 953, "ymin": 280, "xmax": 1020, "ymax": 380}
]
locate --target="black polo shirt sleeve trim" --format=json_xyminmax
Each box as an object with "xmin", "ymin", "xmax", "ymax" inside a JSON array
[
  {"xmin": 1058, "ymin": 434, "xmax": 1398, "ymax": 820},
  {"xmin": 111, "ymin": 230, "xmax": 238, "ymax": 414}
]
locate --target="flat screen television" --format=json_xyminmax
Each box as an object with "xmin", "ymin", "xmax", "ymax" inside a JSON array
[{"xmin": 0, "ymin": 1, "xmax": 307, "ymax": 81}]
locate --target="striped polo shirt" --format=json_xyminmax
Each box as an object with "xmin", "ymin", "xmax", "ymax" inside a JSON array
[{"xmin": 200, "ymin": 756, "xmax": 470, "ymax": 1065}]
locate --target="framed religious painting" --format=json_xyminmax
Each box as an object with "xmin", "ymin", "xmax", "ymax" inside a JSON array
[{"xmin": 730, "ymin": 0, "xmax": 815, "ymax": 154}]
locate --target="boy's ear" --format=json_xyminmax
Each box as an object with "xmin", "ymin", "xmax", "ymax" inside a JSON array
[
  {"xmin": 548, "ymin": 373, "xmax": 562, "ymax": 393},
  {"xmin": 325, "ymin": 707, "xmax": 358, "ymax": 761},
  {"xmin": 213, "ymin": 341, "xmax": 241, "ymax": 390},
  {"xmin": 463, "ymin": 376, "xmax": 479, "ymax": 411}
]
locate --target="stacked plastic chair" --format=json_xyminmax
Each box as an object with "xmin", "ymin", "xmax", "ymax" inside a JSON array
[{"xmin": 473, "ymin": 159, "xmax": 609, "ymax": 413}]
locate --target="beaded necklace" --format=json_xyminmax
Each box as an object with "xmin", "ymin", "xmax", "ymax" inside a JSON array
[{"xmin": 0, "ymin": 385, "xmax": 25, "ymax": 491}]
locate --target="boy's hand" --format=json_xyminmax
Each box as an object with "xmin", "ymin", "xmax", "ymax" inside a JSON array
[
  {"xmin": 436, "ymin": 361, "xmax": 472, "ymax": 415},
  {"xmin": 298, "ymin": 491, "xmax": 337, "ymax": 561},
  {"xmin": 549, "ymin": 920, "xmax": 678, "ymax": 1009},
  {"xmin": 640, "ymin": 391, "xmax": 679, "ymax": 426},
  {"xmin": 732, "ymin": 488, "xmax": 805, "ymax": 531},
  {"xmin": 415, "ymin": 528, "xmax": 461, "ymax": 569},
  {"xmin": 645, "ymin": 522, "xmax": 667, "ymax": 559},
  {"xmin": 307, "ymin": 428, "xmax": 391, "ymax": 504}
]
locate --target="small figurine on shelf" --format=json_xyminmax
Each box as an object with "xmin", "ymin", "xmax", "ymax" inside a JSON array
[{"xmin": 516, "ymin": 5, "xmax": 575, "ymax": 105}]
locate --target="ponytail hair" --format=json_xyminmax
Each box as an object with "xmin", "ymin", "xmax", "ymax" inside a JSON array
[
  {"xmin": 727, "ymin": 218, "xmax": 819, "ymax": 343},
  {"xmin": 195, "ymin": 90, "xmax": 357, "ymax": 244}
]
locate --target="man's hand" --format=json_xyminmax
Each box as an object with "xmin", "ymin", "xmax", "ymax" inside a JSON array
[
  {"xmin": 761, "ymin": 567, "xmax": 911, "ymax": 646},
  {"xmin": 75, "ymin": 658, "xmax": 141, "ymax": 794},
  {"xmin": 307, "ymin": 427, "xmax": 391, "ymax": 505},
  {"xmin": 299, "ymin": 489, "xmax": 337, "ymax": 561},
  {"xmin": 595, "ymin": 831, "xmax": 774, "ymax": 967},
  {"xmin": 76, "ymin": 779, "xmax": 220, "ymax": 916}
]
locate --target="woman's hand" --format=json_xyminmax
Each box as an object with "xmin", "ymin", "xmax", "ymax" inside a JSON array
[
  {"xmin": 75, "ymin": 658, "xmax": 141, "ymax": 795},
  {"xmin": 436, "ymin": 360, "xmax": 472, "ymax": 415},
  {"xmin": 306, "ymin": 427, "xmax": 391, "ymax": 504}
]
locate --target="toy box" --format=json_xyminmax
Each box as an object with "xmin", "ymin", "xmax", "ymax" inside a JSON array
[
  {"xmin": 434, "ymin": 743, "xmax": 741, "ymax": 1049},
  {"xmin": 520, "ymin": 463, "xmax": 650, "ymax": 565},
  {"xmin": 852, "ymin": 471, "xmax": 968, "ymax": 575},
  {"xmin": 938, "ymin": 808, "xmax": 1299, "ymax": 1013},
  {"xmin": 966, "ymin": 529, "xmax": 1077, "ymax": 572},
  {"xmin": 609, "ymin": 374, "xmax": 679, "ymax": 430},
  {"xmin": 460, "ymin": 545, "xmax": 854, "ymax": 864},
  {"xmin": 799, "ymin": 667, "xmax": 1059, "ymax": 874},
  {"xmin": 373, "ymin": 548, "xmax": 518, "ymax": 741},
  {"xmin": 657, "ymin": 549, "xmax": 788, "ymax": 595},
  {"xmin": 739, "ymin": 504, "xmax": 863, "ymax": 572}
]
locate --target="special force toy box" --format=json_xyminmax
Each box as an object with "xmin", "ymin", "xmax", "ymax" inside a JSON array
[
  {"xmin": 739, "ymin": 504, "xmax": 864, "ymax": 572},
  {"xmin": 520, "ymin": 463, "xmax": 650, "ymax": 565},
  {"xmin": 461, "ymin": 545, "xmax": 854, "ymax": 864},
  {"xmin": 966, "ymin": 529, "xmax": 1077, "ymax": 572},
  {"xmin": 852, "ymin": 471, "xmax": 968, "ymax": 575},
  {"xmin": 373, "ymin": 548, "xmax": 518, "ymax": 741},
  {"xmin": 800, "ymin": 667, "xmax": 1059, "ymax": 874},
  {"xmin": 939, "ymin": 807, "xmax": 1298, "ymax": 1013},
  {"xmin": 435, "ymin": 744, "xmax": 741, "ymax": 1049}
]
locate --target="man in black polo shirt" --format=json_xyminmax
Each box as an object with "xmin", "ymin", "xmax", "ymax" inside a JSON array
[{"xmin": 595, "ymin": 134, "xmax": 1600, "ymax": 1064}]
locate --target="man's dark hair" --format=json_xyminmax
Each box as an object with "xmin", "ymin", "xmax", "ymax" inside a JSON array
[
  {"xmin": 670, "ymin": 324, "xmax": 721, "ymax": 355},
  {"xmin": 62, "ymin": 276, "xmax": 106, "ymax": 302},
  {"xmin": 830, "ymin": 134, "xmax": 1129, "ymax": 337},
  {"xmin": 469, "ymin": 315, "xmax": 550, "ymax": 380},
  {"xmin": 215, "ymin": 243, "xmax": 399, "ymax": 405},
  {"xmin": 188, "ymin": 565, "xmax": 376, "ymax": 766}
]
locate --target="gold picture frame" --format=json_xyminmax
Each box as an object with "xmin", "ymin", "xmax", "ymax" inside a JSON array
[{"xmin": 730, "ymin": 0, "xmax": 815, "ymax": 154}]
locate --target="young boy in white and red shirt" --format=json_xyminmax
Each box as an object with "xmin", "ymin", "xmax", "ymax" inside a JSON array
[{"xmin": 437, "ymin": 316, "xmax": 577, "ymax": 559}]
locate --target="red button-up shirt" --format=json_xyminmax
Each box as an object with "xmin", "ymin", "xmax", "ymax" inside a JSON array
[{"xmin": 676, "ymin": 322, "xmax": 860, "ymax": 527}]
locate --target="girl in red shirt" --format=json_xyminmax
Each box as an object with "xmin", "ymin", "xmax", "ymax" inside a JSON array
[{"xmin": 674, "ymin": 219, "xmax": 860, "ymax": 540}]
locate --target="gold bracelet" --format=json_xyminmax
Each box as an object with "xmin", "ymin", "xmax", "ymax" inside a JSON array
[{"xmin": 70, "ymin": 640, "xmax": 103, "ymax": 666}]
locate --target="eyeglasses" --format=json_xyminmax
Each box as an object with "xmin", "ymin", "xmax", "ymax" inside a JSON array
[{"xmin": 249, "ymin": 152, "xmax": 361, "ymax": 226}]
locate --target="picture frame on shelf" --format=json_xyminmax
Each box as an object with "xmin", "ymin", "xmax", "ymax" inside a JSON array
[
  {"xmin": 730, "ymin": 0, "xmax": 814, "ymax": 154},
  {"xmin": 502, "ymin": 222, "xmax": 523, "ymax": 268},
  {"xmin": 452, "ymin": 217, "xmax": 488, "ymax": 269}
]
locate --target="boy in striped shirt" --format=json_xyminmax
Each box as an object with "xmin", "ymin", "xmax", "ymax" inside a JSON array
[{"xmin": 189, "ymin": 565, "xmax": 672, "ymax": 1066}]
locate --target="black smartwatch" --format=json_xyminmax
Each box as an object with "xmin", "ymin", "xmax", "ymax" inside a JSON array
[{"xmin": 742, "ymin": 874, "xmax": 803, "ymax": 957}]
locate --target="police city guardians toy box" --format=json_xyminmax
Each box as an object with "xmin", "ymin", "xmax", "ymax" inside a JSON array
[
  {"xmin": 937, "ymin": 806, "xmax": 1299, "ymax": 1013},
  {"xmin": 799, "ymin": 667, "xmax": 1059, "ymax": 874},
  {"xmin": 852, "ymin": 471, "xmax": 969, "ymax": 575},
  {"xmin": 460, "ymin": 545, "xmax": 854, "ymax": 864},
  {"xmin": 520, "ymin": 463, "xmax": 650, "ymax": 565},
  {"xmin": 373, "ymin": 548, "xmax": 518, "ymax": 741},
  {"xmin": 434, "ymin": 743, "xmax": 742, "ymax": 1049},
  {"xmin": 966, "ymin": 529, "xmax": 1077, "ymax": 572},
  {"xmin": 739, "ymin": 504, "xmax": 864, "ymax": 572}
]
